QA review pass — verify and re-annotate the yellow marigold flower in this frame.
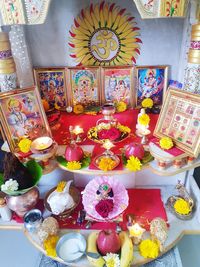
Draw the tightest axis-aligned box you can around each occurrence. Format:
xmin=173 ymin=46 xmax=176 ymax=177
xmin=18 ymin=138 xmax=32 ymax=153
xmin=103 ymin=253 xmax=120 ymax=267
xmin=117 ymin=124 xmax=131 ymax=133
xmin=73 ymin=104 xmax=84 ymax=114
xmin=139 ymin=239 xmax=159 ymax=259
xmin=85 ymin=111 xmax=97 ymax=115
xmin=116 ymin=101 xmax=127 ymax=112
xmin=56 ymin=181 xmax=66 ymax=192
xmin=138 ymin=114 xmax=150 ymax=126
xmin=43 ymin=235 xmax=59 ymax=257
xmin=142 ymin=98 xmax=153 ymax=108
xmin=126 ymin=156 xmax=142 ymax=172
xmin=174 ymin=198 xmax=191 ymax=215
xmin=159 ymin=137 xmax=173 ymax=150
xmin=54 ymin=103 xmax=61 ymax=110
xmin=98 ymin=157 xmax=116 ymax=171
xmin=66 ymin=161 xmax=82 ymax=170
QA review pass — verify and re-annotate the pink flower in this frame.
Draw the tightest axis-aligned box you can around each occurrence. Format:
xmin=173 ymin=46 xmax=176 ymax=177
xmin=95 ymin=199 xmax=114 ymax=218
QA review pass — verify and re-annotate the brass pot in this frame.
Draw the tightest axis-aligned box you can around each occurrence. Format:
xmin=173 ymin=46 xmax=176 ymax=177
xmin=6 ymin=187 xmax=40 ymax=217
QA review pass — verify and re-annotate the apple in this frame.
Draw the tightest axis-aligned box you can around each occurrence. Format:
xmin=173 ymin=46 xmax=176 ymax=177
xmin=65 ymin=143 xmax=84 ymax=161
xmin=125 ymin=142 xmax=145 ymax=160
xmin=97 ymin=230 xmax=121 ymax=255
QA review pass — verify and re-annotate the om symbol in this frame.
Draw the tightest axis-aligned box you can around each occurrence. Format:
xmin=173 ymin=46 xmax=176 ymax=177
xmin=90 ymin=29 xmax=119 ymax=62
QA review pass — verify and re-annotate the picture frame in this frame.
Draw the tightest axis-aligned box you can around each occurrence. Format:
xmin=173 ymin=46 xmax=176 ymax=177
xmin=67 ymin=67 xmax=101 ymax=108
xmin=0 ymin=86 xmax=52 ymax=152
xmin=34 ymin=68 xmax=68 ymax=110
xmin=154 ymin=88 xmax=200 ymax=157
xmin=135 ymin=65 xmax=168 ymax=107
xmin=101 ymin=66 xmax=135 ymax=107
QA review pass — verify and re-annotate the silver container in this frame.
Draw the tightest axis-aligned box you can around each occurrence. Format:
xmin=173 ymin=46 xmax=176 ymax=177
xmin=23 ymin=209 xmax=43 ymax=233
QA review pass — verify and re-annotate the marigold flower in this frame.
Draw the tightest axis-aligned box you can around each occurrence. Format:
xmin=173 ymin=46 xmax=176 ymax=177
xmin=73 ymin=104 xmax=84 ymax=114
xmin=98 ymin=157 xmax=116 ymax=171
xmin=56 ymin=181 xmax=66 ymax=192
xmin=126 ymin=156 xmax=142 ymax=172
xmin=116 ymin=101 xmax=127 ymax=112
xmin=117 ymin=124 xmax=131 ymax=133
xmin=139 ymin=239 xmax=159 ymax=259
xmin=159 ymin=137 xmax=173 ymax=150
xmin=126 ymin=156 xmax=142 ymax=171
xmin=43 ymin=235 xmax=59 ymax=257
xmin=18 ymin=138 xmax=32 ymax=153
xmin=103 ymin=253 xmax=120 ymax=267
xmin=138 ymin=114 xmax=150 ymax=126
xmin=66 ymin=161 xmax=82 ymax=170
xmin=174 ymin=198 xmax=191 ymax=215
xmin=142 ymin=98 xmax=154 ymax=108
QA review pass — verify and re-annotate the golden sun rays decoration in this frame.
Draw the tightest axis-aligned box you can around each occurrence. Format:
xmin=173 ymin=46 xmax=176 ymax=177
xmin=69 ymin=1 xmax=142 ymax=66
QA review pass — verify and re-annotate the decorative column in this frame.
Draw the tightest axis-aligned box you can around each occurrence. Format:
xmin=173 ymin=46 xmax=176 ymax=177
xmin=0 ymin=31 xmax=17 ymax=92
xmin=183 ymin=23 xmax=200 ymax=94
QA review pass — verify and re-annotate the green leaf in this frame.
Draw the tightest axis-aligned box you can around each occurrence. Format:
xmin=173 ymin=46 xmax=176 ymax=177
xmin=122 ymin=154 xmax=127 ymax=165
xmin=81 ymin=156 xmax=91 ymax=168
xmin=141 ymin=151 xmax=154 ymax=165
xmin=56 ymin=156 xmax=68 ymax=167
xmin=0 ymin=173 xmax=3 ymax=187
xmin=26 ymin=160 xmax=43 ymax=185
xmin=56 ymin=155 xmax=91 ymax=169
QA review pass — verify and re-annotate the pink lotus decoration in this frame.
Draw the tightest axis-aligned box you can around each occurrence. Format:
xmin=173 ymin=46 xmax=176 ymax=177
xmin=125 ymin=142 xmax=145 ymax=160
xmin=82 ymin=176 xmax=129 ymax=221
xmin=65 ymin=143 xmax=84 ymax=162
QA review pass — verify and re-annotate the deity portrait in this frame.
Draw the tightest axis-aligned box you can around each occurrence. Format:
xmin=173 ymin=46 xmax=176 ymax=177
xmin=136 ymin=66 xmax=168 ymax=106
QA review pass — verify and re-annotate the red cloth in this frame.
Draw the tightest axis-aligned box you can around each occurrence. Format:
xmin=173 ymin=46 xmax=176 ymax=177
xmin=58 ymin=188 xmax=168 ymax=231
xmin=150 ymin=137 xmax=184 ymax=157
xmin=50 ymin=110 xmax=159 ymax=145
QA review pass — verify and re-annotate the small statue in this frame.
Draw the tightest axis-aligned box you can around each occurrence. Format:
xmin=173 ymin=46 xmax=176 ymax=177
xmin=136 ymin=108 xmax=149 ymax=137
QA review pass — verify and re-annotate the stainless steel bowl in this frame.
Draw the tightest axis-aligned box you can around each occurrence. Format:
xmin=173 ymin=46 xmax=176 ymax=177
xmin=56 ymin=232 xmax=86 ymax=263
xmin=23 ymin=209 xmax=43 ymax=233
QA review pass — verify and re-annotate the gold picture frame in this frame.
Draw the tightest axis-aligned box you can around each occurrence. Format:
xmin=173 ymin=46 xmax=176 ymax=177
xmin=135 ymin=65 xmax=168 ymax=107
xmin=34 ymin=67 xmax=68 ymax=110
xmin=101 ymin=66 xmax=135 ymax=107
xmin=154 ymin=88 xmax=200 ymax=157
xmin=0 ymin=86 xmax=52 ymax=153
xmin=67 ymin=67 xmax=101 ymax=108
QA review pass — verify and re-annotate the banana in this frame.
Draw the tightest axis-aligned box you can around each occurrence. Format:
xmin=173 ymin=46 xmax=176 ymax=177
xmin=119 ymin=231 xmax=134 ymax=267
xmin=87 ymin=232 xmax=106 ymax=267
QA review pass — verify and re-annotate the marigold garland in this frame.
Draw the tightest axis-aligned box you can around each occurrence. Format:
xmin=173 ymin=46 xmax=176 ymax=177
xmin=43 ymin=235 xmax=59 ymax=257
xmin=174 ymin=198 xmax=191 ymax=215
xmin=159 ymin=137 xmax=173 ymax=150
xmin=98 ymin=157 xmax=116 ymax=171
xmin=126 ymin=156 xmax=142 ymax=171
xmin=139 ymin=239 xmax=159 ymax=259
xmin=66 ymin=161 xmax=82 ymax=170
xmin=116 ymin=101 xmax=127 ymax=112
xmin=117 ymin=125 xmax=131 ymax=133
xmin=18 ymin=138 xmax=32 ymax=153
xmin=142 ymin=98 xmax=154 ymax=108
xmin=73 ymin=104 xmax=84 ymax=114
xmin=56 ymin=181 xmax=66 ymax=192
xmin=138 ymin=114 xmax=150 ymax=126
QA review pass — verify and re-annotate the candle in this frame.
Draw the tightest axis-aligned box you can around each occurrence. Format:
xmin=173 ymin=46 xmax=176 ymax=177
xmin=73 ymin=126 xmax=84 ymax=135
xmin=128 ymin=222 xmax=146 ymax=238
xmin=103 ymin=139 xmax=115 ymax=150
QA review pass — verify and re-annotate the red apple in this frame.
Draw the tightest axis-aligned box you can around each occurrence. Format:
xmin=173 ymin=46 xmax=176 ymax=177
xmin=125 ymin=142 xmax=145 ymax=160
xmin=65 ymin=143 xmax=84 ymax=161
xmin=97 ymin=230 xmax=121 ymax=255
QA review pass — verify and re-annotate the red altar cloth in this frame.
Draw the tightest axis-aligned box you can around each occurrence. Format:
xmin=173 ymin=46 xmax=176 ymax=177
xmin=50 ymin=110 xmax=159 ymax=145
xmin=58 ymin=188 xmax=168 ymax=231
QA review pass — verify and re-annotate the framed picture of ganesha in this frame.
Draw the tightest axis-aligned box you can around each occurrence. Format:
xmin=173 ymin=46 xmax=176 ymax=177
xmin=0 ymin=86 xmax=52 ymax=152
xmin=67 ymin=67 xmax=101 ymax=108
xmin=34 ymin=68 xmax=67 ymax=110
xmin=101 ymin=66 xmax=135 ymax=107
xmin=154 ymin=88 xmax=200 ymax=157
xmin=136 ymin=65 xmax=168 ymax=107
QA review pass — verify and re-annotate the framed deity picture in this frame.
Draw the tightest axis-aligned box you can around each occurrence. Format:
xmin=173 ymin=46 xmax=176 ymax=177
xmin=67 ymin=67 xmax=101 ymax=108
xmin=136 ymin=65 xmax=168 ymax=107
xmin=154 ymin=88 xmax=200 ymax=157
xmin=0 ymin=86 xmax=52 ymax=152
xmin=101 ymin=66 xmax=135 ymax=107
xmin=34 ymin=68 xmax=67 ymax=110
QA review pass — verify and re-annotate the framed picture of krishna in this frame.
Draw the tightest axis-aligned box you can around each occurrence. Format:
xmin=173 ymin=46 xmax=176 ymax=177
xmin=136 ymin=65 xmax=168 ymax=107
xmin=67 ymin=67 xmax=101 ymax=108
xmin=154 ymin=88 xmax=200 ymax=157
xmin=34 ymin=68 xmax=68 ymax=110
xmin=101 ymin=66 xmax=135 ymax=107
xmin=0 ymin=87 xmax=52 ymax=152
